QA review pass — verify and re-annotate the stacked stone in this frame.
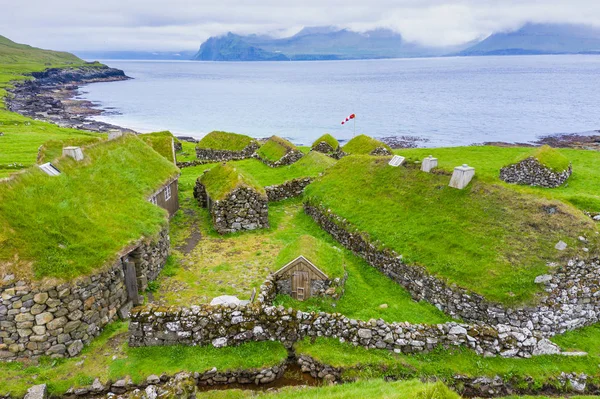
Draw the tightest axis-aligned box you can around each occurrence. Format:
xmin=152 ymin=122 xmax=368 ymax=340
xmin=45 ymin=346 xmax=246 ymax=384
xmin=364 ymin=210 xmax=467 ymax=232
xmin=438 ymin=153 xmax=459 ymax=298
xmin=298 ymin=355 xmax=341 ymax=382
xmin=265 ymin=177 xmax=313 ymax=202
xmin=255 ymin=149 xmax=304 ymax=168
xmin=0 ymin=228 xmax=170 ymax=361
xmin=312 ymin=142 xmax=336 ymax=154
xmin=500 ymin=157 xmax=572 ymax=188
xmin=195 ymin=142 xmax=260 ymax=162
xmin=211 ymin=187 xmax=269 ymax=234
xmin=303 ymin=202 xmax=600 ymax=337
xmin=193 ymin=178 xmax=209 ymax=208
xmin=129 ymin=302 xmax=557 ymax=358
xmin=370 ymin=147 xmax=393 ymax=156
xmin=256 ymin=275 xmax=278 ymax=305
xmin=176 ymin=160 xmax=213 ymax=168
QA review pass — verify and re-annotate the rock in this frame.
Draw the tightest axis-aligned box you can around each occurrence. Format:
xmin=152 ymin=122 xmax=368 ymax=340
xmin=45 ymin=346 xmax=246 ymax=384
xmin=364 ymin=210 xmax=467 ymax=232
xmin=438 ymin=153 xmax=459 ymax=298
xmin=533 ymin=339 xmax=561 ymax=356
xmin=555 ymin=241 xmax=568 ymax=251
xmin=379 ymin=304 xmax=388 ymax=309
xmin=147 ymin=374 xmax=161 ymax=384
xmin=67 ymin=340 xmax=83 ymax=357
xmin=24 ymin=384 xmax=47 ymax=399
xmin=33 ymin=292 xmax=49 ymax=304
xmin=212 ymin=337 xmax=228 ymax=348
xmin=449 ymin=326 xmax=468 ymax=335
xmin=145 ymin=385 xmax=158 ymax=399
xmin=91 ymin=378 xmax=105 ymax=392
xmin=357 ymin=329 xmax=372 ymax=339
xmin=534 ymin=274 xmax=553 ymax=284
xmin=35 ymin=312 xmax=54 ymax=325
xmin=210 ymin=295 xmax=241 ymax=306
xmin=593 ymin=215 xmax=600 ymax=221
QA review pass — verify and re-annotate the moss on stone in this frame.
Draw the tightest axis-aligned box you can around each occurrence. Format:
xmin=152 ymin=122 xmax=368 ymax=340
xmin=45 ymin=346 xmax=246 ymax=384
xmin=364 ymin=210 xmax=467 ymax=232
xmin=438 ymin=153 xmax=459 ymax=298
xmin=516 ymin=145 xmax=571 ymax=172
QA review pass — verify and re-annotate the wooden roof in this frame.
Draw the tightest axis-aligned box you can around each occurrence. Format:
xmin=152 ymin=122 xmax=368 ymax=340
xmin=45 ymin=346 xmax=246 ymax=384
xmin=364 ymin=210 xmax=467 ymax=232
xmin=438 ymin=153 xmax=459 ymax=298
xmin=273 ymin=255 xmax=329 ymax=280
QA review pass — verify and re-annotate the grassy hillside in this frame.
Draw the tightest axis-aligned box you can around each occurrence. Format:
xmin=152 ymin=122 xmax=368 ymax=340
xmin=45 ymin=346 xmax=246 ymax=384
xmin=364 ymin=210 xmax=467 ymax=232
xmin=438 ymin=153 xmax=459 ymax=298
xmin=0 ymin=135 xmax=179 ymax=280
xmin=399 ymin=146 xmax=600 ymax=212
xmin=342 ymin=134 xmax=391 ymax=155
xmin=305 ymin=155 xmax=599 ymax=305
xmin=275 ymin=234 xmax=345 ymax=279
xmin=0 ymin=35 xmax=101 ymax=177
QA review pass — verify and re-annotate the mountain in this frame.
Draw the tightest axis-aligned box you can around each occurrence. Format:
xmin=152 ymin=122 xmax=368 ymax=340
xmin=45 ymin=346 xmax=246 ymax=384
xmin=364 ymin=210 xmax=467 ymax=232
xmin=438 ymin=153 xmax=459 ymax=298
xmin=73 ymin=50 xmax=197 ymax=61
xmin=193 ymin=27 xmax=468 ymax=61
xmin=458 ymin=23 xmax=600 ymax=56
xmin=0 ymin=35 xmax=83 ymax=65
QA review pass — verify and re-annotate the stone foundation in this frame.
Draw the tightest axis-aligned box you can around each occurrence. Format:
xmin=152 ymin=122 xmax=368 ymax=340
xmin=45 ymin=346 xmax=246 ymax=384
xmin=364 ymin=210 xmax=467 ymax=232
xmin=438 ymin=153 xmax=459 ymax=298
xmin=0 ymin=228 xmax=170 ymax=361
xmin=255 ymin=149 xmax=304 ymax=167
xmin=370 ymin=147 xmax=393 ymax=156
xmin=303 ymin=201 xmax=600 ymax=336
xmin=195 ymin=142 xmax=260 ymax=162
xmin=265 ymin=177 xmax=313 ymax=202
xmin=500 ymin=157 xmax=572 ymax=188
xmin=312 ymin=142 xmax=336 ymax=154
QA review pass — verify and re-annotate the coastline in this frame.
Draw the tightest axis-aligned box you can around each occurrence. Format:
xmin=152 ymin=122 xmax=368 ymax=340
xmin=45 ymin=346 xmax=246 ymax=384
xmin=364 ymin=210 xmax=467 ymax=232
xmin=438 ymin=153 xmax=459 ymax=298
xmin=6 ymin=64 xmax=137 ymax=134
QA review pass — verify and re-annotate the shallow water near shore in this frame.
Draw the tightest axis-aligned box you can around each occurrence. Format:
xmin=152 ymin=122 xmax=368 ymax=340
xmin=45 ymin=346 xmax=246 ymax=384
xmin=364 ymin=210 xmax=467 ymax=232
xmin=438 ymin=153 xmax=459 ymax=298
xmin=78 ymin=55 xmax=600 ymax=147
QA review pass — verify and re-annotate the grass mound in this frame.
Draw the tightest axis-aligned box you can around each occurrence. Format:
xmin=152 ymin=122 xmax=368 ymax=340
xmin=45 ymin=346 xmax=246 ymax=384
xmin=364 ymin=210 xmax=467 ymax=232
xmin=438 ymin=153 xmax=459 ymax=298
xmin=256 ymin=136 xmax=297 ymax=162
xmin=200 ymin=162 xmax=265 ymax=201
xmin=0 ymin=35 xmax=83 ymax=66
xmin=36 ymin=136 xmax=103 ymax=164
xmin=140 ymin=131 xmax=176 ymax=162
xmin=197 ymin=131 xmax=255 ymax=151
xmin=305 ymin=155 xmax=599 ymax=305
xmin=275 ymin=234 xmax=345 ymax=279
xmin=515 ymin=145 xmax=571 ymax=172
xmin=0 ymin=135 xmax=179 ymax=280
xmin=312 ymin=133 xmax=339 ymax=150
xmin=342 ymin=134 xmax=392 ymax=155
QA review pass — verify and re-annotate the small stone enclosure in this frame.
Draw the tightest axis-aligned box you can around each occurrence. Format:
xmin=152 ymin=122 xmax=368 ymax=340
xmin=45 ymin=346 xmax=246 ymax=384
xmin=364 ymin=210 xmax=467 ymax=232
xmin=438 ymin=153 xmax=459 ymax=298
xmin=193 ymin=164 xmax=269 ymax=234
xmin=273 ymin=256 xmax=331 ymax=301
xmin=500 ymin=146 xmax=572 ymax=188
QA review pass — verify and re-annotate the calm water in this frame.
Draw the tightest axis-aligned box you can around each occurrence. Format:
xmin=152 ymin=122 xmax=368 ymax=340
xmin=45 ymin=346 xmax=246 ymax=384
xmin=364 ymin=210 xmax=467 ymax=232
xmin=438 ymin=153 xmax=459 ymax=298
xmin=79 ymin=56 xmax=600 ymax=146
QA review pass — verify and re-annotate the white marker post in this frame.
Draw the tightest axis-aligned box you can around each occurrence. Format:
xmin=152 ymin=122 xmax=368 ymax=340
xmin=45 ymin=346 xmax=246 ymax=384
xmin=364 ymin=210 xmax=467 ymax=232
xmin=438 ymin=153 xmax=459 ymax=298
xmin=449 ymin=164 xmax=475 ymax=189
xmin=421 ymin=155 xmax=438 ymax=173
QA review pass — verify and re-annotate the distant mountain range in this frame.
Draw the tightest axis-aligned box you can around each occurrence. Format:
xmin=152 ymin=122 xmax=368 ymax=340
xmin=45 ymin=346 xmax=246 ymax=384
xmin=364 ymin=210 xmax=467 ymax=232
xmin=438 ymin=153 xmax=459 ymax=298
xmin=73 ymin=23 xmax=600 ymax=62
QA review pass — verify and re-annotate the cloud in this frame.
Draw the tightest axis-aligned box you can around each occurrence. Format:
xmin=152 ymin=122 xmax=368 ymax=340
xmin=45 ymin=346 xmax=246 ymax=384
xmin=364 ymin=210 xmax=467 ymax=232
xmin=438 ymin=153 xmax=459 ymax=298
xmin=2 ymin=0 xmax=600 ymax=51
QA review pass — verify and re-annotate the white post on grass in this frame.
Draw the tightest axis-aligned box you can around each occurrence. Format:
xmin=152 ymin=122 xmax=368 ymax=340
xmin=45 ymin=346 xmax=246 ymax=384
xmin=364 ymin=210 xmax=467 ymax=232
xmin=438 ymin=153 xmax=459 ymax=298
xmin=449 ymin=164 xmax=475 ymax=189
xmin=421 ymin=155 xmax=438 ymax=173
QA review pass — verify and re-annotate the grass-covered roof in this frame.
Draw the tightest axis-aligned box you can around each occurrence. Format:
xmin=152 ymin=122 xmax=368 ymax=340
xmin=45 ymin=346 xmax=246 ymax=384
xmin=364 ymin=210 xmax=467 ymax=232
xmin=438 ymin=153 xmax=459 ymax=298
xmin=312 ymin=133 xmax=339 ymax=150
xmin=342 ymin=134 xmax=392 ymax=155
xmin=514 ymin=145 xmax=571 ymax=172
xmin=305 ymin=155 xmax=599 ymax=305
xmin=196 ymin=131 xmax=255 ymax=151
xmin=0 ymin=135 xmax=179 ymax=281
xmin=256 ymin=136 xmax=297 ymax=162
xmin=200 ymin=162 xmax=266 ymax=201
xmin=275 ymin=235 xmax=345 ymax=279
xmin=140 ymin=131 xmax=176 ymax=163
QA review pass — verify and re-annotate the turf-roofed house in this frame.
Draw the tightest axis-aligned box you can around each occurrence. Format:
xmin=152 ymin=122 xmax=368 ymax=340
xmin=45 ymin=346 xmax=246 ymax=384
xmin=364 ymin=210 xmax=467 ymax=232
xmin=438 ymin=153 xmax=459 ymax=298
xmin=193 ymin=163 xmax=269 ymax=234
xmin=0 ymin=135 xmax=180 ymax=360
xmin=500 ymin=145 xmax=573 ymax=188
xmin=311 ymin=133 xmax=340 ymax=156
xmin=195 ymin=131 xmax=260 ymax=162
xmin=255 ymin=136 xmax=304 ymax=167
xmin=341 ymin=134 xmax=392 ymax=157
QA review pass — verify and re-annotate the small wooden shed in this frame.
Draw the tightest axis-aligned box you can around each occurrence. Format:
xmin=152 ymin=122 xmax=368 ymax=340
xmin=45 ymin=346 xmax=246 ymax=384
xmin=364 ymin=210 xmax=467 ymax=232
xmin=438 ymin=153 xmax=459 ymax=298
xmin=273 ymin=255 xmax=329 ymax=301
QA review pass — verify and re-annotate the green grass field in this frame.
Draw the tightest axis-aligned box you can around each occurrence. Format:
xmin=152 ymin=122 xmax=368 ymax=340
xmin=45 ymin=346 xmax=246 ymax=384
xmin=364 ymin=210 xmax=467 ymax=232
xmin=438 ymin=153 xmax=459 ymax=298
xmin=0 ymin=135 xmax=178 ymax=280
xmin=305 ymin=155 xmax=599 ymax=305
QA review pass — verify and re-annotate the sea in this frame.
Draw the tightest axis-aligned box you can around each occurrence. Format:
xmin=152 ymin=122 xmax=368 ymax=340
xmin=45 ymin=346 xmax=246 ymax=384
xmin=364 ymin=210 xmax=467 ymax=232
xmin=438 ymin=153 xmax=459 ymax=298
xmin=78 ymin=55 xmax=600 ymax=147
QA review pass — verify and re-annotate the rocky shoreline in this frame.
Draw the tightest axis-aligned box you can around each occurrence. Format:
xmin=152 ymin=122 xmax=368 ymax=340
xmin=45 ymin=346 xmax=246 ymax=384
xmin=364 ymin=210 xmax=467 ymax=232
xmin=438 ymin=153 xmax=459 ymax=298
xmin=6 ymin=64 xmax=136 ymax=134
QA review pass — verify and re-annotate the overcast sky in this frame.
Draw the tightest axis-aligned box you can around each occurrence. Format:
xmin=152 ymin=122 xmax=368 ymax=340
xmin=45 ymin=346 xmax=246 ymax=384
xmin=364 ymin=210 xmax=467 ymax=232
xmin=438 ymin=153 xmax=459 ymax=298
xmin=3 ymin=0 xmax=600 ymax=51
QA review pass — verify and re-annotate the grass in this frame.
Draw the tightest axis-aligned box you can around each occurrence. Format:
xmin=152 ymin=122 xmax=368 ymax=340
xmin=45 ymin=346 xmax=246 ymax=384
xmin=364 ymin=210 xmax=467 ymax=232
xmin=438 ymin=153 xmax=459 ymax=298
xmin=275 ymin=234 xmax=345 ymax=279
xmin=197 ymin=131 xmax=256 ymax=151
xmin=139 ymin=131 xmax=176 ymax=163
xmin=201 ymin=162 xmax=266 ymax=201
xmin=305 ymin=155 xmax=599 ymax=305
xmin=0 ymin=135 xmax=179 ymax=280
xmin=257 ymin=136 xmax=297 ymax=162
xmin=0 ymin=321 xmax=287 ymax=397
xmin=513 ymin=145 xmax=571 ymax=172
xmin=176 ymin=141 xmax=199 ymax=162
xmin=342 ymin=134 xmax=392 ymax=155
xmin=36 ymin=136 xmax=103 ymax=163
xmin=294 ymin=323 xmax=600 ymax=384
xmin=398 ymin=146 xmax=600 ymax=213
xmin=312 ymin=133 xmax=339 ymax=150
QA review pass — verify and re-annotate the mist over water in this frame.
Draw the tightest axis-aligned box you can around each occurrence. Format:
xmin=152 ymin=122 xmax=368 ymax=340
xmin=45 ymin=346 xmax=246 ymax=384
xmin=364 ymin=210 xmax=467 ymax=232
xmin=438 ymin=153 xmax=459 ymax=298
xmin=79 ymin=56 xmax=600 ymax=147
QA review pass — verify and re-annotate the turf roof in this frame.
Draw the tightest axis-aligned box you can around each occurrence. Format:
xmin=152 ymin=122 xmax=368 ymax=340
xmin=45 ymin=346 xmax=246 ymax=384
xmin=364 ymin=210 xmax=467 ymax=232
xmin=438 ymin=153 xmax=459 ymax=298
xmin=256 ymin=136 xmax=297 ymax=162
xmin=312 ymin=133 xmax=339 ymax=150
xmin=139 ymin=131 xmax=176 ymax=163
xmin=514 ymin=145 xmax=571 ymax=172
xmin=342 ymin=134 xmax=392 ymax=155
xmin=200 ymin=162 xmax=266 ymax=201
xmin=196 ymin=131 xmax=255 ymax=151
xmin=275 ymin=235 xmax=345 ymax=279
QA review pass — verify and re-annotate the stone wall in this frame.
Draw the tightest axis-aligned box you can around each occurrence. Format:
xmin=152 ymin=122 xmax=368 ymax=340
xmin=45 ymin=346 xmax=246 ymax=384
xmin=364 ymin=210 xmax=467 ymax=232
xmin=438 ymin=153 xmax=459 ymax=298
xmin=195 ymin=142 xmax=260 ymax=162
xmin=210 ymin=187 xmax=269 ymax=234
xmin=265 ymin=177 xmax=313 ymax=202
xmin=312 ymin=142 xmax=336 ymax=154
xmin=304 ymin=202 xmax=600 ymax=337
xmin=255 ymin=149 xmax=304 ymax=168
xmin=176 ymin=159 xmax=213 ymax=168
xmin=500 ymin=157 xmax=572 ymax=188
xmin=370 ymin=147 xmax=393 ymax=156
xmin=0 ymin=228 xmax=169 ymax=361
xmin=193 ymin=177 xmax=209 ymax=208
xmin=129 ymin=302 xmax=558 ymax=358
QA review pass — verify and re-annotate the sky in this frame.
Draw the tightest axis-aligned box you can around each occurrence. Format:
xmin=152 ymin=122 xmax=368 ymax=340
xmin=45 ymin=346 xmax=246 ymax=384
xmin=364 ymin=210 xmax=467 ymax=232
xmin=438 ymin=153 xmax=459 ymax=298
xmin=2 ymin=0 xmax=600 ymax=51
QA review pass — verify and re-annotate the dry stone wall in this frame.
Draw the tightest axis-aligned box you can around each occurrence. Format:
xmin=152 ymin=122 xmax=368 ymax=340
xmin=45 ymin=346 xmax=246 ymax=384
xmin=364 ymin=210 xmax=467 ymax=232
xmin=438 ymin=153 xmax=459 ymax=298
xmin=312 ymin=142 xmax=336 ymax=154
xmin=500 ymin=157 xmax=572 ymax=188
xmin=265 ymin=177 xmax=313 ymax=202
xmin=195 ymin=142 xmax=260 ymax=162
xmin=255 ymin=149 xmax=304 ymax=167
xmin=370 ymin=147 xmax=393 ymax=156
xmin=304 ymin=202 xmax=600 ymax=337
xmin=129 ymin=302 xmax=559 ymax=358
xmin=0 ymin=228 xmax=169 ymax=361
xmin=210 ymin=187 xmax=269 ymax=234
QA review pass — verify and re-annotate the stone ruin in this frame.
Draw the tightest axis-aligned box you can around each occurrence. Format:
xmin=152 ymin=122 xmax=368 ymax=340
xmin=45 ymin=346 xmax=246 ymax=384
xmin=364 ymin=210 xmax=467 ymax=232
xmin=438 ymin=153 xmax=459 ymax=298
xmin=500 ymin=157 xmax=572 ymax=188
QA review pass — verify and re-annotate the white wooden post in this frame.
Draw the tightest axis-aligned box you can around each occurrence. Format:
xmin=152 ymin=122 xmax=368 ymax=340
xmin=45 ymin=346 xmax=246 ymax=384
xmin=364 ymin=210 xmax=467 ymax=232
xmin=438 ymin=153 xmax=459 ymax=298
xmin=421 ymin=155 xmax=438 ymax=173
xmin=449 ymin=164 xmax=475 ymax=189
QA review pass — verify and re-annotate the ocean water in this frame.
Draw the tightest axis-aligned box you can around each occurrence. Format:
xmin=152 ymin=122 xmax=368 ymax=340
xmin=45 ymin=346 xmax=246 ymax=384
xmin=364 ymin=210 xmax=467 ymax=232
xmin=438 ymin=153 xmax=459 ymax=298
xmin=79 ymin=56 xmax=600 ymax=147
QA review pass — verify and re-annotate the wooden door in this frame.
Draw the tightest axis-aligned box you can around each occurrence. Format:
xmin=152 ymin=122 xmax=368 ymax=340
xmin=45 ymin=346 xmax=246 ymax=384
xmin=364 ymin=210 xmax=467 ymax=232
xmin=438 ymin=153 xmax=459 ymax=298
xmin=292 ymin=271 xmax=309 ymax=301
